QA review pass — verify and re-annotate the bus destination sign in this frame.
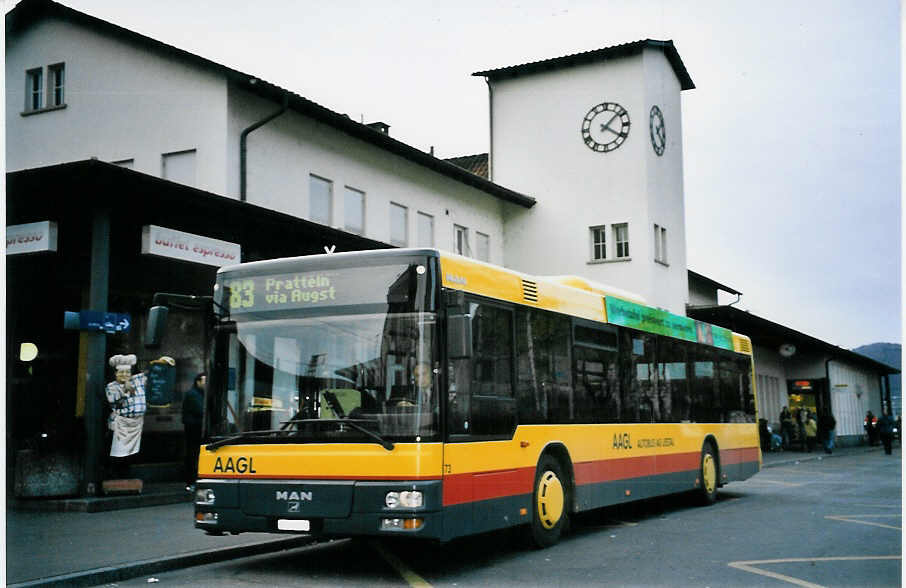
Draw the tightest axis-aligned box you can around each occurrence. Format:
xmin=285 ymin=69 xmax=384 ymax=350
xmin=604 ymin=297 xmax=734 ymax=350
xmin=222 ymin=264 xmax=409 ymax=315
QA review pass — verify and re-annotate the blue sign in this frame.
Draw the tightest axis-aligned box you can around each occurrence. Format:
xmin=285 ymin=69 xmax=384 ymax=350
xmin=63 ymin=311 xmax=131 ymax=333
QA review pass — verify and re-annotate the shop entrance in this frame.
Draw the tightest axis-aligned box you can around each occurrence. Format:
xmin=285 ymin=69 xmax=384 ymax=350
xmin=786 ymin=378 xmax=829 ymax=450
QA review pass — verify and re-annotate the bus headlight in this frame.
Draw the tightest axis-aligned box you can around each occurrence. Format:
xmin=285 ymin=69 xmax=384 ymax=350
xmin=196 ymin=488 xmax=216 ymax=505
xmin=385 ymin=490 xmax=423 ymax=509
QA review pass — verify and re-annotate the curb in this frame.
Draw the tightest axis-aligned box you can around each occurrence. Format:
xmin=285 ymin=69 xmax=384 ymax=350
xmin=8 ymin=535 xmax=316 ymax=588
xmin=761 ymin=446 xmax=885 ymax=469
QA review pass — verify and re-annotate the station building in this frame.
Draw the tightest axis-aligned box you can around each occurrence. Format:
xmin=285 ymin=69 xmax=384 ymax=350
xmin=5 ymin=0 xmax=896 ymax=496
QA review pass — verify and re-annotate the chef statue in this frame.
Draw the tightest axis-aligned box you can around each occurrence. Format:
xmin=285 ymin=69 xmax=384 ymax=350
xmin=106 ymin=354 xmax=174 ymax=478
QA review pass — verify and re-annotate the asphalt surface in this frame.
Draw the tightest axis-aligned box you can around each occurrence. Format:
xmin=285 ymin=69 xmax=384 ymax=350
xmin=4 ymin=445 xmax=886 ymax=587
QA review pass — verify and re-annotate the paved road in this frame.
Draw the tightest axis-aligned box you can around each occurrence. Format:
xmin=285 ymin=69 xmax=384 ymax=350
xmin=103 ymin=450 xmax=901 ymax=587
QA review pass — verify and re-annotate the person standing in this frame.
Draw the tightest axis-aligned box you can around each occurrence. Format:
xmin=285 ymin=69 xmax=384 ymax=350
xmin=779 ymin=407 xmax=793 ymax=450
xmin=804 ymin=411 xmax=818 ymax=453
xmin=865 ymin=411 xmax=877 ymax=445
xmin=878 ymin=409 xmax=895 ymax=455
xmin=182 ymin=373 xmax=206 ymax=492
xmin=796 ymin=408 xmax=807 ymax=451
xmin=821 ymin=412 xmax=837 ymax=454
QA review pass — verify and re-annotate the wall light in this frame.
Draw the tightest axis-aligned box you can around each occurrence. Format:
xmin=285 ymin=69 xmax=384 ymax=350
xmin=19 ymin=342 xmax=38 ymax=362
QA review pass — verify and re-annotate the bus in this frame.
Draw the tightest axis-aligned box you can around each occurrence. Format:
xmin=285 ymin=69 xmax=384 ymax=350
xmin=169 ymin=248 xmax=759 ymax=547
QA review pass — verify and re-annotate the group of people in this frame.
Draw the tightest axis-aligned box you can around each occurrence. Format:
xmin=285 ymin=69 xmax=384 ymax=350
xmin=864 ymin=409 xmax=899 ymax=455
xmin=778 ymin=406 xmax=835 ymax=454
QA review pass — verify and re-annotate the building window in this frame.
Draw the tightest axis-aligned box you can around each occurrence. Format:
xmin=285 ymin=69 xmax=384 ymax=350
xmin=614 ymin=223 xmax=630 ymax=258
xmin=390 ymin=202 xmax=408 ymax=246
xmin=591 ymin=226 xmax=606 ymax=260
xmin=161 ymin=149 xmax=197 ymax=187
xmin=476 ymin=232 xmax=490 ymax=262
xmin=344 ymin=186 xmax=365 ymax=234
xmin=417 ymin=211 xmax=434 ymax=247
xmin=26 ymin=68 xmax=42 ymax=111
xmin=454 ymin=224 xmax=469 ymax=256
xmin=310 ymin=175 xmax=332 ymax=225
xmin=48 ymin=63 xmax=65 ymax=107
xmin=654 ymin=224 xmax=667 ymax=264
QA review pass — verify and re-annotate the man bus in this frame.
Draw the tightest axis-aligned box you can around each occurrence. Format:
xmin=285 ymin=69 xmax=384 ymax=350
xmin=150 ymin=248 xmax=759 ymax=547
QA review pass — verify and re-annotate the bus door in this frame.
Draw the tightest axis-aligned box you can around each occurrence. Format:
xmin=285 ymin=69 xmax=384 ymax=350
xmin=445 ymin=297 xmax=518 ymax=537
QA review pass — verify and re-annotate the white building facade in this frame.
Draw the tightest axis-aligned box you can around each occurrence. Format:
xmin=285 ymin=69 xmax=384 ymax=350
xmin=480 ymin=42 xmax=693 ymax=314
xmin=6 ymin=1 xmax=533 ymax=268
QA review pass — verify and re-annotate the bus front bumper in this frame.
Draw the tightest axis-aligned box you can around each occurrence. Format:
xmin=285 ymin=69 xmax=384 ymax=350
xmin=193 ymin=478 xmax=444 ymax=540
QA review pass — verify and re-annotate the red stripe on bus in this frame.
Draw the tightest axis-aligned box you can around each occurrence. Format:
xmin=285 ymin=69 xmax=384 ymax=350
xmin=719 ymin=447 xmax=760 ymax=465
xmin=442 ymin=467 xmax=535 ymax=506
xmin=573 ymin=451 xmax=702 ymax=485
xmin=443 ymin=450 xmax=759 ymax=506
xmin=202 ymin=474 xmax=443 ymax=481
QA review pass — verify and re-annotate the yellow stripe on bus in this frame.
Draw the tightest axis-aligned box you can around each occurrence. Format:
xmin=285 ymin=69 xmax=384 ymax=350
xmin=445 ymin=423 xmax=759 ymax=475
xmin=198 ymin=442 xmax=444 ymax=478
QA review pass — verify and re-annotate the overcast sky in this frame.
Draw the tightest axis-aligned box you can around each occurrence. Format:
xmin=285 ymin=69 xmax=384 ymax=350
xmin=18 ymin=0 xmax=902 ymax=350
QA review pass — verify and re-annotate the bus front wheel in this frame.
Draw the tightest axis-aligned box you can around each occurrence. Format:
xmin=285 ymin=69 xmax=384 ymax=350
xmin=698 ymin=444 xmax=719 ymax=505
xmin=530 ymin=455 xmax=568 ymax=548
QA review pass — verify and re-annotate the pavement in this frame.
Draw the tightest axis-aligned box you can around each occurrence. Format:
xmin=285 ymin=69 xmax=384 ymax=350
xmin=5 ymin=444 xmax=887 ymax=587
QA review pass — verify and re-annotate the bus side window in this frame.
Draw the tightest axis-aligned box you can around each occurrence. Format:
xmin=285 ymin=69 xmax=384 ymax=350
xmin=657 ymin=337 xmax=689 ymax=423
xmin=450 ymin=302 xmax=516 ymax=438
xmin=623 ymin=331 xmax=655 ymax=423
xmin=515 ymin=309 xmax=546 ymax=424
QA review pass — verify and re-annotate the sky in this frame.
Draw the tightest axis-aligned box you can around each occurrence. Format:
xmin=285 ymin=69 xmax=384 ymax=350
xmin=9 ymin=0 xmax=902 ymax=350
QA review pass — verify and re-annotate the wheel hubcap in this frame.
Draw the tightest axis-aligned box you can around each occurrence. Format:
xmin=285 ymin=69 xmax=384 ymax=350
xmin=702 ymin=453 xmax=716 ymax=494
xmin=537 ymin=470 xmax=564 ymax=529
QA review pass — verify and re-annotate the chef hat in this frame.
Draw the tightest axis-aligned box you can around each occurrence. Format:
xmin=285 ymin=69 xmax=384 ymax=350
xmin=109 ymin=354 xmax=137 ymax=369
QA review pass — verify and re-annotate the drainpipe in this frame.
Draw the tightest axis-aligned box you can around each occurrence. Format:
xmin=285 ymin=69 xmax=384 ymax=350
xmin=824 ymin=358 xmax=834 ymax=416
xmin=485 ymin=78 xmax=494 ymax=181
xmin=240 ymin=92 xmax=289 ymax=202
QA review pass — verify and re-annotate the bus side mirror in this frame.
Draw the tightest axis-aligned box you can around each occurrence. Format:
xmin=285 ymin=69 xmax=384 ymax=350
xmin=447 ymin=314 xmax=472 ymax=359
xmin=145 ymin=306 xmax=169 ymax=348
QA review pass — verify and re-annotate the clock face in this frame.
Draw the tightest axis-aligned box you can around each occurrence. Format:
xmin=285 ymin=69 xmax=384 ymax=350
xmin=649 ymin=105 xmax=666 ymax=156
xmin=581 ymin=102 xmax=630 ymax=152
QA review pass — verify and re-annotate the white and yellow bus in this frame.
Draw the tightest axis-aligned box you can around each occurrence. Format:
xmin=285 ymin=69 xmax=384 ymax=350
xmin=179 ymin=248 xmax=759 ymax=547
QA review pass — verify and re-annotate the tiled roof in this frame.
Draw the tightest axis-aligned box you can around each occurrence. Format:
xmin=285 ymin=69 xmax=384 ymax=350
xmin=445 ymin=153 xmax=489 ymax=179
xmin=473 ymin=39 xmax=695 ymax=90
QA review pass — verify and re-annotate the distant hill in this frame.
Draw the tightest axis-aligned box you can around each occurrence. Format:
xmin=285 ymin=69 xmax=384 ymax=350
xmin=853 ymin=342 xmax=901 ymax=415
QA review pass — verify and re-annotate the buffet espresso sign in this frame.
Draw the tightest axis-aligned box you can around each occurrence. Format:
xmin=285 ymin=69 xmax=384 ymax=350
xmin=141 ymin=225 xmax=241 ymax=267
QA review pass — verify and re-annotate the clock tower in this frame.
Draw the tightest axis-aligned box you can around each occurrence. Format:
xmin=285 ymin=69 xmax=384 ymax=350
xmin=475 ymin=40 xmax=694 ymax=314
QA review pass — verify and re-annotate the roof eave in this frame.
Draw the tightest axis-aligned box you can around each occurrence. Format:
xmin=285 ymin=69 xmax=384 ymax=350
xmin=473 ymin=39 xmax=695 ymax=91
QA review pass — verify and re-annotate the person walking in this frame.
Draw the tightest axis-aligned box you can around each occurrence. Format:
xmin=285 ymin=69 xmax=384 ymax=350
xmin=865 ymin=411 xmax=877 ymax=446
xmin=804 ymin=411 xmax=818 ymax=453
xmin=878 ymin=409 xmax=895 ymax=455
xmin=182 ymin=373 xmax=206 ymax=492
xmin=820 ymin=412 xmax=837 ymax=454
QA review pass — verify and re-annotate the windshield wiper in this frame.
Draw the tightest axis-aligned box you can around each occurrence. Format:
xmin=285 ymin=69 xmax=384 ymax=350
xmin=281 ymin=418 xmax=395 ymax=451
xmin=205 ymin=429 xmax=298 ymax=452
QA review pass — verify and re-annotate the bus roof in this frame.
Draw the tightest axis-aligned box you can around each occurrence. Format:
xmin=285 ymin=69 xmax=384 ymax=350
xmin=216 ymin=248 xmax=752 ymax=355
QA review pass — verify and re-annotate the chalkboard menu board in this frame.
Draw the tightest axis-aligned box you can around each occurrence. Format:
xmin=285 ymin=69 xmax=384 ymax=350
xmin=148 ymin=361 xmax=175 ymax=407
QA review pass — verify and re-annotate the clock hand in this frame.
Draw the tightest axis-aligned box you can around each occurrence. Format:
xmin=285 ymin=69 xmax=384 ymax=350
xmin=599 ymin=113 xmax=620 ymax=135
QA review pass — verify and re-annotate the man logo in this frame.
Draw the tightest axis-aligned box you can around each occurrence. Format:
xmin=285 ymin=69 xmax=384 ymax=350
xmin=275 ymin=490 xmax=313 ymax=501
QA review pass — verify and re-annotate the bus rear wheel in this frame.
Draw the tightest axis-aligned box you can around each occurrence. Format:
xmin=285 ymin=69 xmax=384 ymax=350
xmin=698 ymin=443 xmax=719 ymax=505
xmin=530 ymin=455 xmax=568 ymax=548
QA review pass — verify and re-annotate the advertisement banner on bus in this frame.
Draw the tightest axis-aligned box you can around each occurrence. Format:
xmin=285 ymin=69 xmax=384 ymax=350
xmin=604 ymin=297 xmax=734 ymax=350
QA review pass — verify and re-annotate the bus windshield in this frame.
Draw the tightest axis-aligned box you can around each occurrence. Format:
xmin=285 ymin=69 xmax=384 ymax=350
xmin=208 ymin=261 xmax=439 ymax=444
